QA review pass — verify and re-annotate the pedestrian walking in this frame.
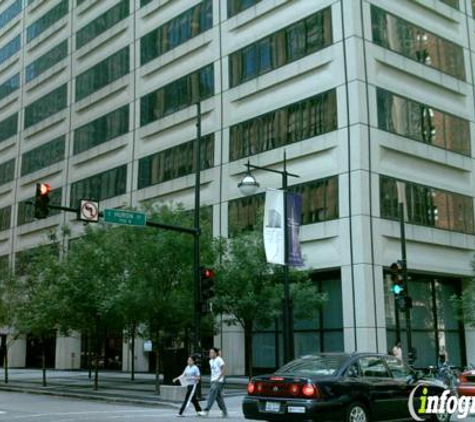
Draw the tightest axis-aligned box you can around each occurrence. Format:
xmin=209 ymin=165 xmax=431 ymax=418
xmin=198 ymin=347 xmax=228 ymax=418
xmin=173 ymin=355 xmax=202 ymax=417
xmin=392 ymin=341 xmax=403 ymax=360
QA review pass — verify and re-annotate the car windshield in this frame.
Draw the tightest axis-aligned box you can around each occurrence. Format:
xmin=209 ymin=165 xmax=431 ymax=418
xmin=276 ymin=355 xmax=347 ymax=376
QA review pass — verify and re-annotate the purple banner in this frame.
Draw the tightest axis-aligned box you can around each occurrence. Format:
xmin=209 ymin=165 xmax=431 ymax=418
xmin=286 ymin=192 xmax=304 ymax=267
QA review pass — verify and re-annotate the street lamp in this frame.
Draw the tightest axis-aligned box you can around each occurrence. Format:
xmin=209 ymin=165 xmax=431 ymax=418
xmin=237 ymin=152 xmax=299 ymax=364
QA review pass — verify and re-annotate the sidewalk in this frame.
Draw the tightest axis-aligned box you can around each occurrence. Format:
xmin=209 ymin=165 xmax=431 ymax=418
xmin=0 ymin=369 xmax=248 ymax=408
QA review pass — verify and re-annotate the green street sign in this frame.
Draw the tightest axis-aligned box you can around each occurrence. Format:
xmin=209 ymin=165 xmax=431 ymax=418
xmin=104 ymin=209 xmax=146 ymax=227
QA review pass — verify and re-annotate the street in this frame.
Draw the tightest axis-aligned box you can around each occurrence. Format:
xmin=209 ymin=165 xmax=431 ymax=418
xmin=0 ymin=391 xmax=245 ymax=421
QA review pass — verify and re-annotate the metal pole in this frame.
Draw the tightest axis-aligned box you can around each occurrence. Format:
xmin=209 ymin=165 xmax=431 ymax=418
xmin=282 ymin=152 xmax=294 ymax=363
xmin=394 ymin=297 xmax=401 ymax=343
xmin=399 ymin=202 xmax=412 ymax=363
xmin=193 ymin=103 xmax=202 ymax=358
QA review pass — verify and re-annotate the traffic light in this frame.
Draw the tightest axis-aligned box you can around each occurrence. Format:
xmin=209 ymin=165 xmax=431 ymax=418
xmin=34 ymin=183 xmax=50 ymax=219
xmin=390 ymin=261 xmax=404 ymax=296
xmin=200 ymin=267 xmax=215 ymax=301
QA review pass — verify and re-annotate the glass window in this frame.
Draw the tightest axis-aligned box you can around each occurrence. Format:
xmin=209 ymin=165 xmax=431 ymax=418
xmin=0 ymin=159 xmax=15 ymax=186
xmin=371 ymin=5 xmax=465 ymax=80
xmin=74 ymin=105 xmax=129 ymax=154
xmin=138 ymin=133 xmax=214 ymax=189
xmin=276 ymin=355 xmax=346 ymax=376
xmin=0 ymin=35 xmax=20 ymax=67
xmin=228 ymin=176 xmax=339 ymax=236
xmin=140 ymin=63 xmax=214 ymax=126
xmin=359 ymin=357 xmax=391 ymax=378
xmin=17 ymin=188 xmax=62 ymax=226
xmin=24 ymin=84 xmax=67 ymax=129
xmin=230 ymin=89 xmax=337 ymax=161
xmin=140 ymin=0 xmax=153 ymax=6
xmin=75 ymin=47 xmax=129 ymax=101
xmin=0 ymin=206 xmax=11 ymax=231
xmin=76 ymin=0 xmax=129 ymax=50
xmin=228 ymin=0 xmax=262 ymax=17
xmin=25 ymin=40 xmax=68 ymax=83
xmin=0 ymin=113 xmax=18 ymax=143
xmin=380 ymin=176 xmax=474 ymax=235
xmin=439 ymin=0 xmax=459 ymax=9
xmin=0 ymin=73 xmax=19 ymax=102
xmin=229 ymin=7 xmax=332 ymax=87
xmin=77 ymin=0 xmax=87 ymax=5
xmin=27 ymin=0 xmax=69 ymax=43
xmin=377 ymin=88 xmax=470 ymax=156
xmin=70 ymin=165 xmax=127 ymax=207
xmin=0 ymin=0 xmax=22 ymax=31
xmin=385 ymin=356 xmax=412 ymax=380
xmin=21 ymin=135 xmax=65 ymax=176
xmin=140 ymin=0 xmax=212 ymax=65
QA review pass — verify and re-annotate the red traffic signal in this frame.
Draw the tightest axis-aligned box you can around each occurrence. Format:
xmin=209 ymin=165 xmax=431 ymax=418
xmin=34 ymin=183 xmax=51 ymax=219
xmin=200 ymin=267 xmax=215 ymax=301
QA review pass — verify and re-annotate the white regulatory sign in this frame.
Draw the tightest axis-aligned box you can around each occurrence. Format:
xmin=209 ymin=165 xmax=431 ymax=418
xmin=79 ymin=200 xmax=99 ymax=222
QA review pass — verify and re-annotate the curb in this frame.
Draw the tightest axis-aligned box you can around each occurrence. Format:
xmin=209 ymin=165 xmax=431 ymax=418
xmin=0 ymin=385 xmax=181 ymax=408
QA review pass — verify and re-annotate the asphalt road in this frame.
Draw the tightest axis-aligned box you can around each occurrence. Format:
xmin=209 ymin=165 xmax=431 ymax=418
xmin=0 ymin=391 xmax=245 ymax=421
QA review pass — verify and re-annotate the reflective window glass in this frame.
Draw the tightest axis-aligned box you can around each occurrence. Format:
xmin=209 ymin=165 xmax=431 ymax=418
xmin=0 ymin=206 xmax=11 ymax=231
xmin=0 ymin=113 xmax=18 ymax=143
xmin=24 ymin=84 xmax=67 ymax=128
xmin=0 ymin=0 xmax=22 ymax=31
xmin=27 ymin=0 xmax=68 ymax=43
xmin=0 ymin=35 xmax=20 ymax=66
xmin=0 ymin=159 xmax=14 ymax=186
xmin=0 ymin=73 xmax=19 ymax=102
xmin=21 ymin=136 xmax=65 ymax=176
xmin=26 ymin=40 xmax=68 ymax=83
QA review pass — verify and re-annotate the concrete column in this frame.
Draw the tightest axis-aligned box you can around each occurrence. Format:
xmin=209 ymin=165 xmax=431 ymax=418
xmin=122 ymin=336 xmax=149 ymax=373
xmin=55 ymin=332 xmax=81 ymax=369
xmin=214 ymin=315 xmax=245 ymax=376
xmin=8 ymin=335 xmax=26 ymax=368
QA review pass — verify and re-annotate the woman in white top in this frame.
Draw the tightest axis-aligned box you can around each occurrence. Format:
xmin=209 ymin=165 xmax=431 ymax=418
xmin=173 ymin=355 xmax=202 ymax=417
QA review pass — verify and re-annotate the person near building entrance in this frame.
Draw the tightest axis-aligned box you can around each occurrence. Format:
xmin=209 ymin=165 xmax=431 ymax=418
xmin=173 ymin=355 xmax=202 ymax=417
xmin=392 ymin=341 xmax=403 ymax=360
xmin=198 ymin=347 xmax=228 ymax=418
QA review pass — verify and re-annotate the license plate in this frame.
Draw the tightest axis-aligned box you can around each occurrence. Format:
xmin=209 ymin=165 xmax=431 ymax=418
xmin=288 ymin=406 xmax=306 ymax=413
xmin=265 ymin=401 xmax=281 ymax=412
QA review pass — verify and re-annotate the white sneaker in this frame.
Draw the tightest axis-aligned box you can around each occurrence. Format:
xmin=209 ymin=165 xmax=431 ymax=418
xmin=176 ymin=414 xmax=184 ymax=417
xmin=221 ymin=412 xmax=229 ymax=418
xmin=198 ymin=410 xmax=208 ymax=417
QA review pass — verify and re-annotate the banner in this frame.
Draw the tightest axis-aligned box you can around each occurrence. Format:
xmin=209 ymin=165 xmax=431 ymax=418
xmin=263 ymin=190 xmax=285 ymax=265
xmin=263 ymin=190 xmax=303 ymax=266
xmin=287 ymin=192 xmax=304 ymax=267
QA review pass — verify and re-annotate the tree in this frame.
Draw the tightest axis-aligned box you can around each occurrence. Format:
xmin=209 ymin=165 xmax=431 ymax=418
xmin=213 ymin=229 xmax=327 ymax=377
xmin=451 ymin=259 xmax=475 ymax=328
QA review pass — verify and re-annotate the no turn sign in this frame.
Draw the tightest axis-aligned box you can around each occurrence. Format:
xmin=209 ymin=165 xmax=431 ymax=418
xmin=79 ymin=200 xmax=99 ymax=222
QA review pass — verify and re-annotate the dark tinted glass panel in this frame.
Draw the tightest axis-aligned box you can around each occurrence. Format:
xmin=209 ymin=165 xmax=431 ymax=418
xmin=24 ymin=84 xmax=67 ymax=128
xmin=0 ymin=206 xmax=11 ymax=231
xmin=230 ymin=89 xmax=337 ymax=161
xmin=141 ymin=0 xmax=153 ymax=6
xmin=138 ymin=133 xmax=214 ymax=189
xmin=140 ymin=64 xmax=214 ymax=126
xmin=77 ymin=0 xmax=87 ymax=5
xmin=371 ymin=5 xmax=465 ymax=80
xmin=377 ymin=88 xmax=470 ymax=156
xmin=228 ymin=0 xmax=262 ymax=17
xmin=0 ymin=113 xmax=18 ymax=143
xmin=440 ymin=0 xmax=458 ymax=8
xmin=74 ymin=105 xmax=129 ymax=154
xmin=0 ymin=73 xmax=19 ymax=102
xmin=26 ymin=40 xmax=68 ymax=82
xmin=0 ymin=159 xmax=14 ymax=185
xmin=229 ymin=7 xmax=332 ymax=87
xmin=76 ymin=0 xmax=129 ymax=49
xmin=0 ymin=35 xmax=20 ymax=66
xmin=75 ymin=47 xmax=129 ymax=101
xmin=228 ymin=176 xmax=339 ymax=236
xmin=21 ymin=136 xmax=65 ymax=176
xmin=17 ymin=188 xmax=62 ymax=227
xmin=70 ymin=165 xmax=127 ymax=207
xmin=380 ymin=176 xmax=474 ymax=235
xmin=140 ymin=0 xmax=212 ymax=65
xmin=0 ymin=0 xmax=22 ymax=31
xmin=27 ymin=0 xmax=69 ymax=43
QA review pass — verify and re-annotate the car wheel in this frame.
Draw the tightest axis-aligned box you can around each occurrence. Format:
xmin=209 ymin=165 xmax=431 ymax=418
xmin=346 ymin=402 xmax=370 ymax=422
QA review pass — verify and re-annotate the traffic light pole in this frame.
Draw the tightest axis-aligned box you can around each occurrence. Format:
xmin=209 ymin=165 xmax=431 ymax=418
xmin=399 ymin=202 xmax=413 ymax=364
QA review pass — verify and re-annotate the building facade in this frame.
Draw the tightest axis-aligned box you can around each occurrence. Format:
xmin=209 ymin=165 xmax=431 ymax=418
xmin=0 ymin=0 xmax=474 ymax=373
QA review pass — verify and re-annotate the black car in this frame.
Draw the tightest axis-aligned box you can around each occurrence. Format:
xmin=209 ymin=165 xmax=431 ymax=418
xmin=242 ymin=353 xmax=450 ymax=422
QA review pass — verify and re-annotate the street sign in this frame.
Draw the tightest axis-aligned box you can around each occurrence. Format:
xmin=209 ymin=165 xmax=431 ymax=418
xmin=104 ymin=209 xmax=146 ymax=227
xmin=79 ymin=200 xmax=99 ymax=222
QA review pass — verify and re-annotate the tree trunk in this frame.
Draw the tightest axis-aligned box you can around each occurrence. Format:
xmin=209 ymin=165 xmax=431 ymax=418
xmin=154 ymin=330 xmax=160 ymax=395
xmin=86 ymin=334 xmax=92 ymax=379
xmin=244 ymin=323 xmax=254 ymax=378
xmin=131 ymin=322 xmax=136 ymax=381
xmin=42 ymin=337 xmax=47 ymax=387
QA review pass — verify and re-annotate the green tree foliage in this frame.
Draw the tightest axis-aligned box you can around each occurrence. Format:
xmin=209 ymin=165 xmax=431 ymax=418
xmin=213 ymin=229 xmax=327 ymax=376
